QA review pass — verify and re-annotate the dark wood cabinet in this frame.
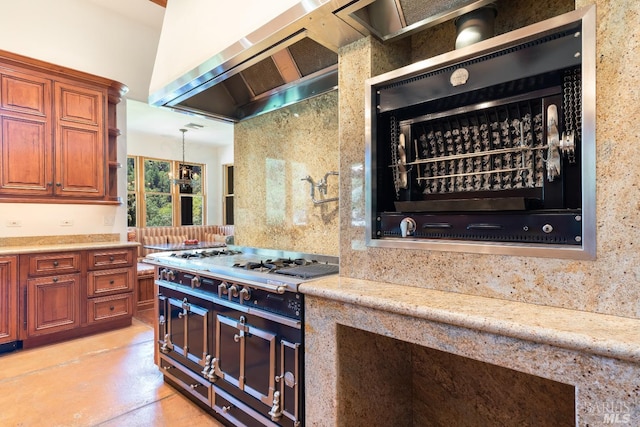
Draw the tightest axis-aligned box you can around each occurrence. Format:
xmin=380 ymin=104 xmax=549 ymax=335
xmin=26 ymin=273 xmax=80 ymax=337
xmin=18 ymin=245 xmax=135 ymax=349
xmin=54 ymin=82 xmax=105 ymax=197
xmin=86 ymin=247 xmax=135 ymax=324
xmin=0 ymin=69 xmax=53 ymax=196
xmin=0 ymin=256 xmax=18 ymax=346
xmin=23 ymin=252 xmax=81 ymax=338
xmin=0 ymin=49 xmax=126 ymax=204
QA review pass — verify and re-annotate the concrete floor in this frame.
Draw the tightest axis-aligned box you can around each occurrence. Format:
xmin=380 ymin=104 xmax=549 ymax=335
xmin=0 ymin=311 xmax=224 ymax=427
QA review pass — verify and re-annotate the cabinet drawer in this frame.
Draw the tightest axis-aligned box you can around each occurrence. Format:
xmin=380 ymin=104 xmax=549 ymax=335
xmin=87 ymin=293 xmax=132 ymax=323
xmin=87 ymin=248 xmax=134 ymax=269
xmin=87 ymin=268 xmax=134 ymax=297
xmin=28 ymin=253 xmax=80 ymax=276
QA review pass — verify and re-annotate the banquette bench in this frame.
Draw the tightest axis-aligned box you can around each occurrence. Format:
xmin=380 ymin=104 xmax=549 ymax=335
xmin=127 ymin=225 xmax=234 ymax=311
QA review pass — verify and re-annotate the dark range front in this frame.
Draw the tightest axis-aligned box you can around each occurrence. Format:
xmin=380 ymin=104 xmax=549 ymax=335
xmin=157 ymin=281 xmax=303 ymax=427
xmin=150 ymin=247 xmax=338 ymax=426
xmin=366 ymin=8 xmax=596 ymax=258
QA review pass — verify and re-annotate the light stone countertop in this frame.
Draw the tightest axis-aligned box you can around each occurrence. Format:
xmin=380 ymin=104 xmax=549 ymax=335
xmin=300 ymin=276 xmax=640 ymax=364
xmin=0 ymin=241 xmax=139 ymax=256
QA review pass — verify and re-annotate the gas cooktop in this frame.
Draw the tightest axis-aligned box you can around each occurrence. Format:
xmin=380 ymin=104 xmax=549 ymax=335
xmin=145 ymin=245 xmax=339 ymax=284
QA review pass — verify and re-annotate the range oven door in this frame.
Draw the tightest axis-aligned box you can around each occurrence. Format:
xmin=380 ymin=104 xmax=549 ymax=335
xmin=158 ymin=284 xmax=213 ymax=373
xmin=210 ymin=303 xmax=303 ymax=427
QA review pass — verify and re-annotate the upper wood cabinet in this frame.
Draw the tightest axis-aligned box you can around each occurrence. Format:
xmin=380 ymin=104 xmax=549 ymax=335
xmin=0 ymin=49 xmax=127 ymax=204
xmin=54 ymin=82 xmax=105 ymax=197
xmin=0 ymin=69 xmax=53 ymax=196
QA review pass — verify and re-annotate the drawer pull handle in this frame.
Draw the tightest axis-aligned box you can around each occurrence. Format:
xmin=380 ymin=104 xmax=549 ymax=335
xmin=109 ymin=280 xmax=115 ymax=285
xmin=109 ymin=256 xmax=115 ymax=261
xmin=109 ymin=305 xmax=115 ymax=311
xmin=53 ymin=261 xmax=59 ymax=267
xmin=53 ymin=277 xmax=59 ymax=282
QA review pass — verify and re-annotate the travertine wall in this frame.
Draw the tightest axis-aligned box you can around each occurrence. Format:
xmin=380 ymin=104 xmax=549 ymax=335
xmin=233 ymin=0 xmax=640 ymax=319
xmin=338 ymin=0 xmax=640 ymax=319
xmin=234 ymin=93 xmax=339 ymax=256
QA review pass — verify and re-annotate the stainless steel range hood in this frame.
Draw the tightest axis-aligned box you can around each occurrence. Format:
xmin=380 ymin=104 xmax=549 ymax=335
xmin=149 ymin=0 xmax=500 ymax=122
xmin=149 ymin=0 xmax=363 ymax=123
xmin=335 ymin=0 xmax=497 ymax=42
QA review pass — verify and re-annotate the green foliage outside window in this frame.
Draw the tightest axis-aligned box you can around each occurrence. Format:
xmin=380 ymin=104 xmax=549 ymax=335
xmin=127 ymin=156 xmax=205 ymax=227
xmin=146 ymin=194 xmax=173 ymax=226
xmin=144 ymin=159 xmax=171 ymax=193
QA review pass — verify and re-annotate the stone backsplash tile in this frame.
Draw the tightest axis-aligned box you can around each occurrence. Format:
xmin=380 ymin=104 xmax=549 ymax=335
xmin=0 ymin=233 xmax=119 ymax=247
xmin=234 ymin=92 xmax=340 ymax=256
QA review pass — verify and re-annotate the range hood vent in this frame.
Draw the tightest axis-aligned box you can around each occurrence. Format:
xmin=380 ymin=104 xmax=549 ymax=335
xmin=172 ymin=36 xmax=340 ymax=122
xmin=150 ymin=1 xmax=362 ymax=123
xmin=335 ymin=0 xmax=497 ymax=42
xmin=150 ymin=0 xmax=503 ymax=122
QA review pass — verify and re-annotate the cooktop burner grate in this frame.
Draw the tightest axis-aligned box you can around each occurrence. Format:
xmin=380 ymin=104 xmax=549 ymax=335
xmin=275 ymin=263 xmax=340 ymax=278
xmin=171 ymin=249 xmax=242 ymax=259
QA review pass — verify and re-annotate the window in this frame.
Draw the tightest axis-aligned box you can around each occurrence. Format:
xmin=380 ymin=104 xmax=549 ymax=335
xmin=127 ymin=157 xmax=137 ymax=227
xmin=127 ymin=155 xmax=206 ymax=227
xmin=144 ymin=158 xmax=172 ymax=226
xmin=178 ymin=163 xmax=203 ymax=225
xmin=223 ymin=164 xmax=234 ymax=225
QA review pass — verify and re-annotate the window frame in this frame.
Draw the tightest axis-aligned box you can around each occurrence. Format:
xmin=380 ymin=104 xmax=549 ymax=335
xmin=127 ymin=155 xmax=206 ymax=227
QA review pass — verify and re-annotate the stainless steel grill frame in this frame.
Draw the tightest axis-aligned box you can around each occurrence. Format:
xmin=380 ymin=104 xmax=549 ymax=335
xmin=364 ymin=6 xmax=596 ymax=259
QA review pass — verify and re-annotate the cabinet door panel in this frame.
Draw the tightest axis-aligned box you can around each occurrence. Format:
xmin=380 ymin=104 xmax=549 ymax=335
xmin=54 ymin=81 xmax=105 ymax=197
xmin=0 ymin=115 xmax=53 ymax=194
xmin=1 ymin=71 xmax=50 ymax=116
xmin=26 ymin=273 xmax=80 ymax=337
xmin=0 ymin=256 xmax=18 ymax=344
xmin=56 ymin=83 xmax=101 ymax=126
xmin=56 ymin=125 xmax=104 ymax=195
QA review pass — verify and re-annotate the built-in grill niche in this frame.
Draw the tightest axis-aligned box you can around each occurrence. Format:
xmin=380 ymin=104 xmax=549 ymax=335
xmin=365 ymin=6 xmax=596 ymax=259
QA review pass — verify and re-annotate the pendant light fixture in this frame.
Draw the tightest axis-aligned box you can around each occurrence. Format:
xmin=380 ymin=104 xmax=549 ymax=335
xmin=172 ymin=128 xmax=193 ymax=188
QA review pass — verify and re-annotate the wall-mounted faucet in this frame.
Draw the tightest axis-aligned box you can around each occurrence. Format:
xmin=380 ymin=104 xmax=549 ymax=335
xmin=302 ymin=171 xmax=339 ymax=205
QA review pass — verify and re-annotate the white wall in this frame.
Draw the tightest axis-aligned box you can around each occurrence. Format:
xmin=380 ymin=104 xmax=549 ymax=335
xmin=0 ymin=0 xmax=162 ymax=102
xmin=127 ymin=130 xmax=234 ymax=226
xmin=151 ymin=0 xmax=299 ymax=95
xmin=0 ymin=0 xmax=162 ymax=240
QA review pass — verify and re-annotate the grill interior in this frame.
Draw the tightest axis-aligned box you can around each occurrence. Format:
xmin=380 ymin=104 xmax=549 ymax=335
xmin=408 ymin=97 xmax=546 ymax=196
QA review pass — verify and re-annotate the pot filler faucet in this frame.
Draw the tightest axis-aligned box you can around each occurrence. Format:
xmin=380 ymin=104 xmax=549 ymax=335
xmin=302 ymin=171 xmax=339 ymax=205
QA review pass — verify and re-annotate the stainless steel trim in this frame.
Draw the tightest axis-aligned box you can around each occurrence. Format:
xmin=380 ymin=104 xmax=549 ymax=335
xmin=157 ymin=280 xmax=302 ymax=329
xmin=278 ymin=340 xmax=301 ymax=423
xmin=402 ymin=87 xmax=559 ymax=125
xmin=229 ymin=245 xmax=339 ymax=265
xmin=213 ymin=385 xmax=280 ymax=427
xmin=336 ymin=0 xmax=495 ymax=42
xmin=416 ymin=166 xmax=532 ymax=182
xmin=159 ymin=354 xmax=213 ymax=406
xmin=150 ymin=0 xmax=362 ymax=122
xmin=365 ymin=5 xmax=596 ymax=260
xmin=204 ymin=271 xmax=292 ymax=294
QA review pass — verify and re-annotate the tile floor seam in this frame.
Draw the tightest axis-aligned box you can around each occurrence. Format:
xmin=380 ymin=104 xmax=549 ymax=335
xmin=90 ymin=392 xmax=179 ymax=427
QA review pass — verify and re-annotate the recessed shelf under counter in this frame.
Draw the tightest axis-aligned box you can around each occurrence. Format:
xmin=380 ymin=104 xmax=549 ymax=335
xmin=300 ymin=277 xmax=640 ymax=425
